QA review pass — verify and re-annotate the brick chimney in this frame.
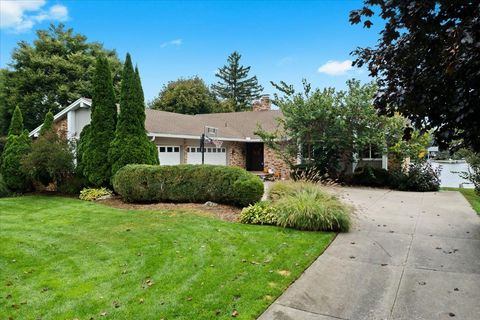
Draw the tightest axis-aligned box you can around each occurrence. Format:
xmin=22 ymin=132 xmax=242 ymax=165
xmin=252 ymin=95 xmax=271 ymax=111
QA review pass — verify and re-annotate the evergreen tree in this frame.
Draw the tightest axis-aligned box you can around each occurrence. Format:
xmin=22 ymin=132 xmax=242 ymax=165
xmin=39 ymin=111 xmax=54 ymax=136
xmin=1 ymin=128 xmax=31 ymax=192
xmin=212 ymin=51 xmax=264 ymax=111
xmin=82 ymin=55 xmax=118 ymax=186
xmin=8 ymin=106 xmax=24 ymax=136
xmin=109 ymin=53 xmax=159 ymax=177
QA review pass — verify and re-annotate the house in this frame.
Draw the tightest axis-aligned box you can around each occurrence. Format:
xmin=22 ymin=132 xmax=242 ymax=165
xmin=29 ymin=95 xmax=293 ymax=178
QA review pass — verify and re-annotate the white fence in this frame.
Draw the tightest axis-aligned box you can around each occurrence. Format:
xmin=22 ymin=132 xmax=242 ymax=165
xmin=429 ymin=160 xmax=474 ymax=188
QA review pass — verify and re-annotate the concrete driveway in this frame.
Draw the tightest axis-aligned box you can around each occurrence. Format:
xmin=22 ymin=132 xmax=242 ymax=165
xmin=259 ymin=188 xmax=480 ymax=320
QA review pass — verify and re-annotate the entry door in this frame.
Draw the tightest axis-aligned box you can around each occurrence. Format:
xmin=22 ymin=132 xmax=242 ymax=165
xmin=246 ymin=143 xmax=264 ymax=171
xmin=158 ymin=146 xmax=181 ymax=165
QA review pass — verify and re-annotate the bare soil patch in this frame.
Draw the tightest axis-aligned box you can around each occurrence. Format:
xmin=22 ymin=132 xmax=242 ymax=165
xmin=97 ymin=196 xmax=242 ymax=222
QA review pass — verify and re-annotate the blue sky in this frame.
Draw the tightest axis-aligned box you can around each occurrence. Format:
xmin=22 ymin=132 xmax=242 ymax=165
xmin=0 ymin=0 xmax=382 ymax=102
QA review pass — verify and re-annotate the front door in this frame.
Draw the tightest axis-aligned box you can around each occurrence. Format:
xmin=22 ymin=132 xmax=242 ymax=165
xmin=246 ymin=143 xmax=264 ymax=171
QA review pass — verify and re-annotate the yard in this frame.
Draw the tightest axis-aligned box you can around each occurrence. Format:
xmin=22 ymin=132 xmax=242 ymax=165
xmin=0 ymin=196 xmax=334 ymax=320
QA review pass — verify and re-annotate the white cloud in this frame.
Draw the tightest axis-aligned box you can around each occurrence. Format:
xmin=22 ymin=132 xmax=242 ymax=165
xmin=317 ymin=60 xmax=353 ymax=76
xmin=0 ymin=1 xmax=68 ymax=33
xmin=160 ymin=38 xmax=183 ymax=48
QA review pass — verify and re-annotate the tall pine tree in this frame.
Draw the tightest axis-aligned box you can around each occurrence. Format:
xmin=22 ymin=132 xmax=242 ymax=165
xmin=109 ymin=53 xmax=158 ymax=177
xmin=83 ymin=55 xmax=118 ymax=186
xmin=212 ymin=51 xmax=264 ymax=111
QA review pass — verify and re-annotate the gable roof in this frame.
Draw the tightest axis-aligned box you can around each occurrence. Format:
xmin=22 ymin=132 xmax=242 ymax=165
xmin=29 ymin=97 xmax=92 ymax=137
xmin=30 ymin=97 xmax=283 ymax=142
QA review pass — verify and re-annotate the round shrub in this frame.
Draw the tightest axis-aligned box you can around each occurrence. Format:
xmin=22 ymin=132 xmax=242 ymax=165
xmin=273 ymin=188 xmax=351 ymax=232
xmin=112 ymin=164 xmax=264 ymax=207
xmin=240 ymin=201 xmax=278 ymax=225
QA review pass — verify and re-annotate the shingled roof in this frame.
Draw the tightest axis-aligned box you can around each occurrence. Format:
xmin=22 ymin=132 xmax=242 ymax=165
xmin=145 ymin=108 xmax=283 ymax=141
xmin=30 ymin=97 xmax=283 ymax=141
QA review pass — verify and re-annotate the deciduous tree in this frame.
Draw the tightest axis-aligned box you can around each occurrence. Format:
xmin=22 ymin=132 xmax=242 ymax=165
xmin=0 ymin=23 xmax=122 ymax=134
xmin=150 ymin=77 xmax=221 ymax=114
xmin=350 ymin=1 xmax=480 ymax=151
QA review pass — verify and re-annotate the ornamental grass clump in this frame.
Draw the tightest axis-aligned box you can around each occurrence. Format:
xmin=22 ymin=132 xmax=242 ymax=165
xmin=273 ymin=188 xmax=351 ymax=232
xmin=245 ymin=181 xmax=351 ymax=232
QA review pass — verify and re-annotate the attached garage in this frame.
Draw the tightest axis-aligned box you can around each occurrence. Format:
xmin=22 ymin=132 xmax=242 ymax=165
xmin=158 ymin=146 xmax=181 ymax=165
xmin=186 ymin=146 xmax=227 ymax=165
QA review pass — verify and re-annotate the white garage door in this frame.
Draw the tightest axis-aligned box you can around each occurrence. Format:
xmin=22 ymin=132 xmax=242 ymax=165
xmin=158 ymin=146 xmax=181 ymax=165
xmin=186 ymin=146 xmax=227 ymax=165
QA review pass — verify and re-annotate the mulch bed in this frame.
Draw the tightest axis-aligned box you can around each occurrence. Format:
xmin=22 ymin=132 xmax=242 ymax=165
xmin=97 ymin=196 xmax=242 ymax=222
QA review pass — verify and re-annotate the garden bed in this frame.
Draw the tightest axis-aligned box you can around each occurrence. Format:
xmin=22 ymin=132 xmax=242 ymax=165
xmin=98 ymin=196 xmax=242 ymax=222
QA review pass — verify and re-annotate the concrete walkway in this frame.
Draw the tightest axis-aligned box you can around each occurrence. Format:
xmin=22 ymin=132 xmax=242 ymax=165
xmin=259 ymin=188 xmax=480 ymax=320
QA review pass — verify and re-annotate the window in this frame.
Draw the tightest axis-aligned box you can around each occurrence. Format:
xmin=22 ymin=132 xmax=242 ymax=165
xmin=360 ymin=145 xmax=382 ymax=159
xmin=159 ymin=146 xmax=180 ymax=153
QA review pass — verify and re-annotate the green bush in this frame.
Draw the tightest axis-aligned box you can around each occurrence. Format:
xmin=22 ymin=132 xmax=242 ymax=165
xmin=274 ymin=189 xmax=351 ymax=232
xmin=1 ymin=131 xmax=31 ymax=192
xmin=253 ymin=181 xmax=351 ymax=232
xmin=57 ymin=175 xmax=86 ymax=195
xmin=240 ymin=201 xmax=278 ymax=225
xmin=352 ymin=166 xmax=391 ymax=187
xmin=79 ymin=187 xmax=113 ymax=201
xmin=0 ymin=174 xmax=10 ymax=198
xmin=113 ymin=164 xmax=264 ymax=207
xmin=394 ymin=162 xmax=440 ymax=192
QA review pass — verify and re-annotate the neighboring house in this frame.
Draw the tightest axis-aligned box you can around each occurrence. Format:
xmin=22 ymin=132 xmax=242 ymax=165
xmin=29 ymin=96 xmax=293 ymax=178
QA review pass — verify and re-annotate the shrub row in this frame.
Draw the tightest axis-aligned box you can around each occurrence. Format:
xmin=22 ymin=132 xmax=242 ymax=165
xmin=241 ymin=181 xmax=351 ymax=232
xmin=351 ymin=162 xmax=440 ymax=192
xmin=113 ymin=164 xmax=264 ymax=207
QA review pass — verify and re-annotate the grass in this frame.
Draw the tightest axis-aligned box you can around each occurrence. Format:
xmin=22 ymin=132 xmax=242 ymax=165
xmin=0 ymin=196 xmax=334 ymax=319
xmin=442 ymin=187 xmax=480 ymax=214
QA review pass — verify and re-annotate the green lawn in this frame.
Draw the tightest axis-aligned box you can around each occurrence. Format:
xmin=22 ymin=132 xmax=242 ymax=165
xmin=442 ymin=187 xmax=480 ymax=214
xmin=0 ymin=196 xmax=334 ymax=319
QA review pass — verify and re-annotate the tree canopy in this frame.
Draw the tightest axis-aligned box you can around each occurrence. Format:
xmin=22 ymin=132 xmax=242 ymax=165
xmin=82 ymin=55 xmax=118 ymax=187
xmin=212 ymin=51 xmax=263 ymax=111
xmin=149 ymin=77 xmax=224 ymax=114
xmin=0 ymin=23 xmax=123 ymax=134
xmin=350 ymin=0 xmax=480 ymax=152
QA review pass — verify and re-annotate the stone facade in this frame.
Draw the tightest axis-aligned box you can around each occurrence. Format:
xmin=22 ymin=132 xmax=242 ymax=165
xmin=264 ymin=145 xmax=291 ymax=179
xmin=228 ymin=141 xmax=246 ymax=168
xmin=54 ymin=116 xmax=68 ymax=139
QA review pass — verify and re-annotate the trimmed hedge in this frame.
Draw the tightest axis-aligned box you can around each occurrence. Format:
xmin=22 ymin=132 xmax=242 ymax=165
xmin=113 ymin=164 xmax=264 ymax=207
